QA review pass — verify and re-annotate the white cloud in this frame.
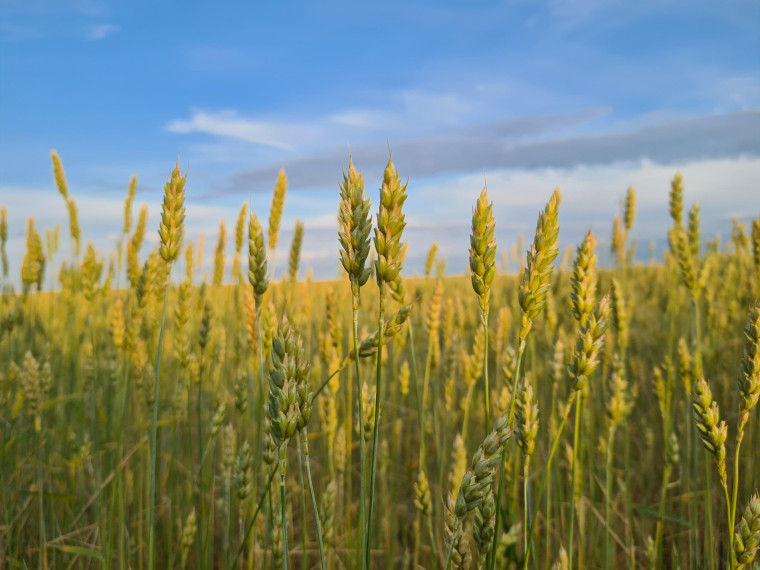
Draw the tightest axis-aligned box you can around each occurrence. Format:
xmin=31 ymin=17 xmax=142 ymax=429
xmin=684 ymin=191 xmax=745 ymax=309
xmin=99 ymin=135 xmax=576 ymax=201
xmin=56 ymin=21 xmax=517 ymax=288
xmin=166 ymin=80 xmax=583 ymax=161
xmin=400 ymin=89 xmax=471 ymax=125
xmin=4 ymin=156 xmax=756 ymax=286
xmin=407 ymin=156 xmax=760 ymax=264
xmin=87 ymin=23 xmax=119 ymax=40
xmin=330 ymin=110 xmax=392 ymax=129
xmin=166 ymin=109 xmax=325 ymax=151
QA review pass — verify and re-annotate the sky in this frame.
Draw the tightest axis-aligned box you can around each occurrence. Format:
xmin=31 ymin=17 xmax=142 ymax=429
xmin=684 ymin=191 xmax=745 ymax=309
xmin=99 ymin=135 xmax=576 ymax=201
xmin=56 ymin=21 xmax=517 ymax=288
xmin=1 ymin=0 xmax=759 ymax=284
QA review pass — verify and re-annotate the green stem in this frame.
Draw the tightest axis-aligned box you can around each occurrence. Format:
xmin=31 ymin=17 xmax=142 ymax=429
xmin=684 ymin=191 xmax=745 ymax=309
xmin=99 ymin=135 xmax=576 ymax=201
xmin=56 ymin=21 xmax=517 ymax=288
xmin=523 ymin=458 xmax=531 ymax=558
xmin=605 ymin=426 xmax=617 ymax=570
xmin=692 ymin=300 xmax=715 ymax=570
xmin=483 ymin=312 xmax=490 ymax=435
xmin=232 ymin=467 xmax=276 ymax=569
xmin=685 ymin=402 xmax=696 ymax=570
xmin=522 ymin=391 xmax=578 ymax=570
xmin=196 ymin=362 xmax=205 ymax=566
xmin=427 ymin=512 xmax=439 ymax=570
xmin=568 ymin=394 xmax=583 ymax=570
xmin=444 ymin=519 xmax=461 ymax=570
xmin=365 ymin=284 xmax=385 ymax=570
xmin=722 ymin=480 xmax=734 ymax=570
xmin=297 ymin=436 xmax=308 ymax=570
xmin=704 ymin=451 xmax=714 ymax=569
xmin=223 ymin=456 xmax=231 ymax=570
xmin=148 ymin=266 xmax=171 ymax=570
xmin=655 ymin=462 xmax=672 ymax=570
xmin=300 ymin=432 xmax=327 ymax=570
xmin=730 ymin=424 xmax=747 ymax=568
xmin=254 ymin=299 xmax=265 ymax=478
xmin=37 ymin=423 xmax=46 ymax=570
xmin=413 ymin=511 xmax=422 ymax=570
xmin=313 ymin=366 xmax=345 ymax=402
xmin=461 ymin=381 xmax=477 ymax=453
xmin=656 ymin=364 xmax=674 ymax=567
xmin=352 ymin=299 xmax=367 ymax=570
xmin=280 ymin=447 xmax=289 ymax=570
xmin=409 ymin=318 xmax=438 ymax=568
xmin=489 ymin=342 xmax=526 ymax=570
xmin=408 ymin=321 xmax=425 ymax=453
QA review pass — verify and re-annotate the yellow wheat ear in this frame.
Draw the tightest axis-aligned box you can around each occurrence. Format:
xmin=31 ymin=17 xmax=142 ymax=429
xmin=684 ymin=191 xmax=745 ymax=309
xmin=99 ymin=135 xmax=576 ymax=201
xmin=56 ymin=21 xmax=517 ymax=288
xmin=338 ymin=157 xmax=373 ymax=298
xmin=734 ymin=492 xmax=760 ymax=568
xmin=158 ymin=163 xmax=186 ymax=264
xmin=268 ymin=169 xmax=287 ymax=253
xmin=374 ymin=154 xmax=407 ymax=286
xmin=248 ymin=212 xmax=268 ymax=305
xmin=470 ymin=187 xmax=496 ymax=317
xmin=51 ymin=149 xmax=68 ymax=199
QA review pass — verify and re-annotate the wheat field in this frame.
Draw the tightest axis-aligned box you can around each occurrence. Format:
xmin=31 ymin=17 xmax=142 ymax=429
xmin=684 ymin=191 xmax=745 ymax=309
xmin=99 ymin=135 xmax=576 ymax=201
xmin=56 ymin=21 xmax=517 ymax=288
xmin=0 ymin=151 xmax=758 ymax=569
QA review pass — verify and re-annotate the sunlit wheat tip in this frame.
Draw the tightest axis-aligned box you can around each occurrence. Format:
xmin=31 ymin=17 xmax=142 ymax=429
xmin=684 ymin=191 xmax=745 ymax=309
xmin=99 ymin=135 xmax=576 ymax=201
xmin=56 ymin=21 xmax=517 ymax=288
xmin=124 ymin=174 xmax=137 ymax=235
xmin=454 ymin=413 xmax=511 ymax=518
xmin=234 ymin=203 xmax=248 ymax=254
xmin=180 ymin=508 xmax=197 ymax=567
xmin=607 ymin=359 xmax=632 ymax=425
xmin=248 ymin=212 xmax=269 ymax=303
xmin=515 ymin=377 xmax=539 ymax=456
xmin=570 ymin=230 xmax=598 ymax=327
xmin=469 ymin=187 xmax=497 ymax=316
xmin=624 ymin=186 xmax=636 ymax=231
xmin=425 ymin=241 xmax=438 ymax=277
xmin=414 ymin=468 xmax=432 ymax=516
xmin=738 ymin=298 xmax=760 ymax=433
xmin=158 ymin=163 xmax=186 ymax=264
xmin=610 ymin=278 xmax=630 ymax=351
xmin=109 ymin=297 xmax=125 ymax=350
xmin=338 ymin=157 xmax=373 ymax=296
xmin=692 ymin=377 xmax=728 ymax=485
xmin=669 ymin=171 xmax=684 ymax=227
xmin=213 ymin=220 xmax=226 ymax=285
xmin=288 ymin=219 xmax=304 ymax=282
xmin=67 ymin=197 xmax=81 ymax=256
xmin=268 ymin=169 xmax=287 ymax=253
xmin=518 ymin=188 xmax=560 ymax=341
xmin=569 ymin=294 xmax=611 ymax=391
xmin=81 ymin=242 xmax=103 ymax=301
xmin=268 ymin=315 xmax=309 ymax=444
xmin=50 ymin=150 xmax=69 ymax=199
xmin=688 ymin=202 xmax=701 ymax=259
xmin=374 ymin=154 xmax=408 ymax=285
xmin=553 ymin=546 xmax=569 ymax=570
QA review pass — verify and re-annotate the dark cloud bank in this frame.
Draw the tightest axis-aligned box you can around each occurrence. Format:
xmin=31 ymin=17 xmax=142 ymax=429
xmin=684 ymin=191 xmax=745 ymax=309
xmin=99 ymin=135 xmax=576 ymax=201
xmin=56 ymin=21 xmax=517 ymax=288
xmin=221 ymin=109 xmax=760 ymax=195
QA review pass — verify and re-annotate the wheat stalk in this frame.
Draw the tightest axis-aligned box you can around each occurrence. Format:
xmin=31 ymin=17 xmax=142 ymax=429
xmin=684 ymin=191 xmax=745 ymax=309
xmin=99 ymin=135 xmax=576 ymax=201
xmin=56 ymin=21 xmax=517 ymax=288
xmin=148 ymin=162 xmax=186 ymax=570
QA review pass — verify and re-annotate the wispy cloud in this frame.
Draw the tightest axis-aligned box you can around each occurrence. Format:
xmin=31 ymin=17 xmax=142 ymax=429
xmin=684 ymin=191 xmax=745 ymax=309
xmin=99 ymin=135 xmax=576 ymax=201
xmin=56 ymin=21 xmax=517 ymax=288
xmin=166 ymin=109 xmax=328 ymax=151
xmin=0 ymin=0 xmax=112 ymax=41
xmin=179 ymin=45 xmax=258 ymax=74
xmin=87 ymin=23 xmax=118 ymax=40
xmin=220 ymin=109 xmax=759 ymax=194
xmin=330 ymin=110 xmax=392 ymax=129
xmin=166 ymin=79 xmax=589 ymax=159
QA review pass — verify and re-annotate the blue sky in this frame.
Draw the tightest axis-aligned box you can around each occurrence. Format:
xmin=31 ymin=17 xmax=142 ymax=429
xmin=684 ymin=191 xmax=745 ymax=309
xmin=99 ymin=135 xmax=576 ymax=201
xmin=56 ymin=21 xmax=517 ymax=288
xmin=1 ymin=0 xmax=759 ymax=282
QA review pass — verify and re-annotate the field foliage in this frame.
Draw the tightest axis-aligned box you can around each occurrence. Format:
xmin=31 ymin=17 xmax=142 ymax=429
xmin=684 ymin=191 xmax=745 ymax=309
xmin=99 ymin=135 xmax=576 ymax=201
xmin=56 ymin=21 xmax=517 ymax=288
xmin=0 ymin=153 xmax=759 ymax=569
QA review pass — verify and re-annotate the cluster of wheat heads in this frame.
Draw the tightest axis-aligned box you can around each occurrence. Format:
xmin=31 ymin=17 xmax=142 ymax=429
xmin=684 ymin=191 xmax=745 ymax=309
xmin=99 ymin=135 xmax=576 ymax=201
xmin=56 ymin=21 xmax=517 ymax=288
xmin=0 ymin=152 xmax=759 ymax=569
